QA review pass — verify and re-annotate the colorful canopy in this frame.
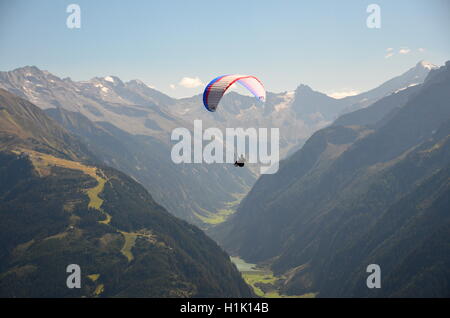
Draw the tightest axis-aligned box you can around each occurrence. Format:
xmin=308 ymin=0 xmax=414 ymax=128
xmin=203 ymin=75 xmax=266 ymax=112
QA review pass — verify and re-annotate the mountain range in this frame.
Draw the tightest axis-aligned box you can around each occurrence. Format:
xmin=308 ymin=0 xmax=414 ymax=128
xmin=0 ymin=61 xmax=436 ymax=227
xmin=212 ymin=61 xmax=450 ymax=297
xmin=0 ymin=88 xmax=252 ymax=297
xmin=0 ymin=59 xmax=447 ymax=298
xmin=0 ymin=66 xmax=255 ymax=226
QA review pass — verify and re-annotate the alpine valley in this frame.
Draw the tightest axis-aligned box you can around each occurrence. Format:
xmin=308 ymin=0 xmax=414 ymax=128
xmin=0 ymin=61 xmax=435 ymax=227
xmin=213 ymin=61 xmax=450 ymax=297
xmin=0 ymin=60 xmax=448 ymax=297
xmin=0 ymin=88 xmax=252 ymax=297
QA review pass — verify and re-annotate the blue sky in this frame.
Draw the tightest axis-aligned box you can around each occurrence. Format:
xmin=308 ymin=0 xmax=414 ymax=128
xmin=0 ymin=0 xmax=449 ymax=98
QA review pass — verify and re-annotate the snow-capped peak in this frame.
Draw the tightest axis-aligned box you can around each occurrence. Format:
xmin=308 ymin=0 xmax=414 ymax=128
xmin=98 ymin=75 xmax=124 ymax=86
xmin=417 ymin=60 xmax=437 ymax=70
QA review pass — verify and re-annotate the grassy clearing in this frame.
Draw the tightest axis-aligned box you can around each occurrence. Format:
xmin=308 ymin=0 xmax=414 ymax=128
xmin=241 ymin=271 xmax=276 ymax=297
xmin=84 ymin=170 xmax=111 ymax=225
xmin=195 ymin=192 xmax=248 ymax=225
xmin=242 ymin=270 xmax=315 ymax=298
xmin=20 ymin=149 xmax=98 ymax=178
xmin=94 ymin=284 xmax=104 ymax=296
xmin=194 ymin=208 xmax=234 ymax=225
xmin=98 ymin=211 xmax=111 ymax=225
xmin=20 ymin=150 xmax=112 ymax=225
xmin=87 ymin=274 xmax=100 ymax=282
xmin=86 ymin=177 xmax=105 ymax=210
xmin=119 ymin=230 xmax=158 ymax=262
xmin=119 ymin=231 xmax=138 ymax=262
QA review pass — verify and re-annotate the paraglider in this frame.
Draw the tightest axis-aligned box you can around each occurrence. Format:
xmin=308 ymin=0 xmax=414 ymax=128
xmin=200 ymin=75 xmax=268 ymax=169
xmin=234 ymin=154 xmax=246 ymax=167
xmin=203 ymin=74 xmax=265 ymax=112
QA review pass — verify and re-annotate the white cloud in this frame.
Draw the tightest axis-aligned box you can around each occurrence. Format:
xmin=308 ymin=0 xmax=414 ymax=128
xmin=328 ymin=89 xmax=360 ymax=99
xmin=384 ymin=47 xmax=418 ymax=58
xmin=178 ymin=76 xmax=203 ymax=88
xmin=399 ymin=47 xmax=411 ymax=54
xmin=385 ymin=48 xmax=395 ymax=58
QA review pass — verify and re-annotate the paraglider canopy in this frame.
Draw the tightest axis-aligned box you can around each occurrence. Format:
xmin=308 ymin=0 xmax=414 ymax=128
xmin=203 ymin=74 xmax=266 ymax=112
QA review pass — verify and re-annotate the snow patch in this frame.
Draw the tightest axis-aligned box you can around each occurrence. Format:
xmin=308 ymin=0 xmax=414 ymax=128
xmin=94 ymin=83 xmax=110 ymax=93
xmin=394 ymin=83 xmax=419 ymax=94
xmin=419 ymin=61 xmax=437 ymax=70
xmin=328 ymin=89 xmax=360 ymax=99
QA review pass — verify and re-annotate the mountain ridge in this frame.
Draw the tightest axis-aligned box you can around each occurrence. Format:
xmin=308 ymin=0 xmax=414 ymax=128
xmin=0 ymin=61 xmax=438 ymax=227
xmin=212 ymin=61 xmax=450 ymax=297
xmin=0 ymin=88 xmax=253 ymax=297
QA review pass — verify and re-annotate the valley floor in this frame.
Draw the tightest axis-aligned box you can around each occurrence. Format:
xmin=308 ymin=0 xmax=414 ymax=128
xmin=230 ymin=257 xmax=316 ymax=298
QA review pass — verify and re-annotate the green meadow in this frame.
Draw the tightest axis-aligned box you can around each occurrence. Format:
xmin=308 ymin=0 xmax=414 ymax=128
xmin=231 ymin=257 xmax=316 ymax=298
